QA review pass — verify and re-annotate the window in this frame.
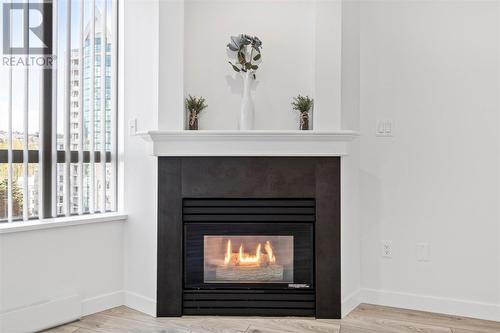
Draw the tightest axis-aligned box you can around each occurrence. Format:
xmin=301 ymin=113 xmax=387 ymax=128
xmin=0 ymin=0 xmax=118 ymax=221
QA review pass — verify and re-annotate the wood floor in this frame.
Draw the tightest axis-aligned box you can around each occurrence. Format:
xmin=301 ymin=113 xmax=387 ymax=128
xmin=42 ymin=304 xmax=500 ymax=333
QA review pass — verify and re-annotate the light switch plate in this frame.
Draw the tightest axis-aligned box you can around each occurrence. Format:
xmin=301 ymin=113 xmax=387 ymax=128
xmin=381 ymin=240 xmax=393 ymax=258
xmin=376 ymin=120 xmax=394 ymax=137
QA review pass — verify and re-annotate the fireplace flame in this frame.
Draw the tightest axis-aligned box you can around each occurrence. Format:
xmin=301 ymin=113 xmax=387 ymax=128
xmin=224 ymin=239 xmax=232 ymax=265
xmin=239 ymin=243 xmax=261 ymax=264
xmin=264 ymin=241 xmax=276 ymax=264
xmin=223 ymin=239 xmax=277 ymax=266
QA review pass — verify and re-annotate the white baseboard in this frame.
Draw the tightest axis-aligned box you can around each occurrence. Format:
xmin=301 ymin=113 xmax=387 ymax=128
xmin=361 ymin=288 xmax=500 ymax=322
xmin=124 ymin=291 xmax=156 ymax=317
xmin=81 ymin=290 xmax=125 ymax=316
xmin=342 ymin=289 xmax=362 ymax=318
xmin=0 ymin=295 xmax=81 ymax=333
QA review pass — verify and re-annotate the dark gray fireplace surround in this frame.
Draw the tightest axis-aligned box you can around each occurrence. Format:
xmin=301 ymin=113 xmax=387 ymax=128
xmin=157 ymin=157 xmax=341 ymax=319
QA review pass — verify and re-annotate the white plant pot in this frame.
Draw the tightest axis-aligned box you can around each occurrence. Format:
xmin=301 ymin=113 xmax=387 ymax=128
xmin=239 ymin=72 xmax=255 ymax=130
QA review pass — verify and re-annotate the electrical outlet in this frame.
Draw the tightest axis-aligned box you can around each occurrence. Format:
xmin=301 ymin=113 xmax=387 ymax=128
xmin=376 ymin=120 xmax=394 ymax=137
xmin=128 ymin=118 xmax=137 ymax=136
xmin=381 ymin=240 xmax=393 ymax=258
xmin=416 ymin=243 xmax=430 ymax=262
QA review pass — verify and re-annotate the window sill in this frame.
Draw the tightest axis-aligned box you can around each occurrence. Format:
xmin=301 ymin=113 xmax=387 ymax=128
xmin=0 ymin=212 xmax=128 ymax=234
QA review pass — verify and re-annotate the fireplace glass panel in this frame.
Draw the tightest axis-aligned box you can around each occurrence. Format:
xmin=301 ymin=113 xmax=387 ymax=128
xmin=204 ymin=235 xmax=294 ymax=283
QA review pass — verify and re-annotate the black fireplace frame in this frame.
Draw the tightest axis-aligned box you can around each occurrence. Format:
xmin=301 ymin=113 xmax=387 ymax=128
xmin=157 ymin=157 xmax=341 ymax=318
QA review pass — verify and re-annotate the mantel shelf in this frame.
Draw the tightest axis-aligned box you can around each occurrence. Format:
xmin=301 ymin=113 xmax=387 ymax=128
xmin=138 ymin=130 xmax=359 ymax=157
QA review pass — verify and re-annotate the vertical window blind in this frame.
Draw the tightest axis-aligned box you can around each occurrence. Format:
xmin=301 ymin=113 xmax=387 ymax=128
xmin=0 ymin=0 xmax=118 ymax=222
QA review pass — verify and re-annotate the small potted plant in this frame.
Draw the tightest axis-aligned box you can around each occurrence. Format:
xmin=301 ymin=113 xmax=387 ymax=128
xmin=185 ymin=95 xmax=207 ymax=130
xmin=291 ymin=95 xmax=313 ymax=130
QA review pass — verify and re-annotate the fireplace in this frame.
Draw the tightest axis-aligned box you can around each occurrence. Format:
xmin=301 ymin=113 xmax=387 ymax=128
xmin=182 ymin=199 xmax=315 ymax=315
xmin=204 ymin=235 xmax=294 ymax=284
xmin=158 ymin=157 xmax=340 ymax=318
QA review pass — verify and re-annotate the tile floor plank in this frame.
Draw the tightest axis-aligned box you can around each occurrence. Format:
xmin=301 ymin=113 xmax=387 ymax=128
xmin=343 ymin=312 xmax=452 ymax=333
xmin=101 ymin=307 xmax=248 ymax=333
xmin=73 ymin=329 xmax=103 ymax=333
xmin=339 ymin=324 xmax=386 ymax=333
xmin=71 ymin=313 xmax=190 ymax=333
xmin=243 ymin=318 xmax=339 ymax=333
xmin=246 ymin=326 xmax=294 ymax=333
xmin=40 ymin=324 xmax=81 ymax=333
xmin=352 ymin=303 xmax=500 ymax=333
xmin=450 ymin=329 xmax=491 ymax=333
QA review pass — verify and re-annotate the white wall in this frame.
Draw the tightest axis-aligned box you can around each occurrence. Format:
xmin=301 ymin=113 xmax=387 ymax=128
xmin=122 ymin=0 xmax=159 ymax=316
xmin=359 ymin=0 xmax=500 ymax=320
xmin=314 ymin=0 xmax=342 ymax=130
xmin=0 ymin=221 xmax=124 ymax=331
xmin=340 ymin=0 xmax=361 ymax=315
xmin=159 ymin=0 xmax=185 ymax=130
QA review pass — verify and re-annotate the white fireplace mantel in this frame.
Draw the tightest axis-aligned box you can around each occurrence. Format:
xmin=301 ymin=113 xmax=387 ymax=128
xmin=138 ymin=130 xmax=359 ymax=156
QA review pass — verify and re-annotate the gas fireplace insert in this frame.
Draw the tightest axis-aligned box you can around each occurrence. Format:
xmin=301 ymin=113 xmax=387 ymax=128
xmin=183 ymin=199 xmax=315 ymax=315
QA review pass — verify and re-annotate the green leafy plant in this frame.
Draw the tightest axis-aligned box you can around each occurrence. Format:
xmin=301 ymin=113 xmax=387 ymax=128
xmin=291 ymin=95 xmax=314 ymax=114
xmin=186 ymin=95 xmax=208 ymax=114
xmin=227 ymin=34 xmax=262 ymax=79
xmin=185 ymin=95 xmax=208 ymax=130
xmin=292 ymin=95 xmax=314 ymax=130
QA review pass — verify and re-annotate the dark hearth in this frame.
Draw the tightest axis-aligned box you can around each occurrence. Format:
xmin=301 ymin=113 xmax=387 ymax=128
xmin=157 ymin=157 xmax=341 ymax=318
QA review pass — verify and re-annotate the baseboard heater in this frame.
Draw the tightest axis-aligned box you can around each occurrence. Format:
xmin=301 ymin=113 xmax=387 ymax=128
xmin=0 ymin=295 xmax=81 ymax=333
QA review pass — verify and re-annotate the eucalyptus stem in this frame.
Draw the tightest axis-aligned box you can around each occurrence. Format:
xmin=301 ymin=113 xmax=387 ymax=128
xmin=227 ymin=34 xmax=262 ymax=77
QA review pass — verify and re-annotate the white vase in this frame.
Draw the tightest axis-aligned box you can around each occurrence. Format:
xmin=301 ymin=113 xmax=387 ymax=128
xmin=239 ymin=71 xmax=255 ymax=130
